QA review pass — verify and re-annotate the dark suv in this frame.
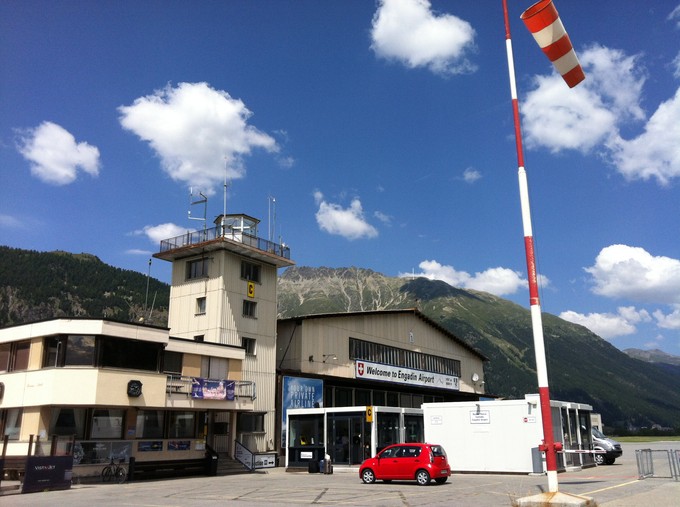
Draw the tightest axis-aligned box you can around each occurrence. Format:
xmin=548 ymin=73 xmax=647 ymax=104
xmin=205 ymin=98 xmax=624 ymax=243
xmin=359 ymin=443 xmax=451 ymax=486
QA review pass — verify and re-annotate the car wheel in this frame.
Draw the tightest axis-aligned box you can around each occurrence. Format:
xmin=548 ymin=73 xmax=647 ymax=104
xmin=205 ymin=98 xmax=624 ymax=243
xmin=435 ymin=477 xmax=448 ymax=484
xmin=416 ymin=469 xmax=431 ymax=486
xmin=361 ymin=469 xmax=376 ymax=484
xmin=594 ymin=453 xmax=604 ymax=466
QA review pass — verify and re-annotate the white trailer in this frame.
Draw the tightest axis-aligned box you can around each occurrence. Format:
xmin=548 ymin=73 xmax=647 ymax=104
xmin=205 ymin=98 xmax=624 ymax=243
xmin=422 ymin=394 xmax=594 ymax=474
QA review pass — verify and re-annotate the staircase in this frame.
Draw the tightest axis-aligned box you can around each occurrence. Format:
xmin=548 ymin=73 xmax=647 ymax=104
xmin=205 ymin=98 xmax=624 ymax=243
xmin=215 ymin=454 xmax=251 ymax=475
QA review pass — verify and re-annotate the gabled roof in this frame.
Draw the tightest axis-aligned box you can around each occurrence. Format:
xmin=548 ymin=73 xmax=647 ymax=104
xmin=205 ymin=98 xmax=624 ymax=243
xmin=278 ymin=308 xmax=487 ymax=361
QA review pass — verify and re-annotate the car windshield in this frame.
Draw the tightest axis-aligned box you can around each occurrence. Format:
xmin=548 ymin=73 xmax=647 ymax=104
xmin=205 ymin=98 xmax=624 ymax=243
xmin=592 ymin=428 xmax=605 ymax=439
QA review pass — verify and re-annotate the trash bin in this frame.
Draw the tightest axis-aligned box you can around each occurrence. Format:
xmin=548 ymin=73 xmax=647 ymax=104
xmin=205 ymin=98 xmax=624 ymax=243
xmin=308 ymin=460 xmax=319 ymax=473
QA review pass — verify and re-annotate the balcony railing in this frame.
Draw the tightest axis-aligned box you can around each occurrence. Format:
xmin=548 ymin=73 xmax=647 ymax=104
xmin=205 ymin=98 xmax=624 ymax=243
xmin=166 ymin=375 xmax=256 ymax=400
xmin=159 ymin=225 xmax=290 ymax=260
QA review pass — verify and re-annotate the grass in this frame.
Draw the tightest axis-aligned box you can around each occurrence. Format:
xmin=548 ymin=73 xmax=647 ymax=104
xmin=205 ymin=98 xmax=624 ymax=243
xmin=614 ymin=435 xmax=680 ymax=442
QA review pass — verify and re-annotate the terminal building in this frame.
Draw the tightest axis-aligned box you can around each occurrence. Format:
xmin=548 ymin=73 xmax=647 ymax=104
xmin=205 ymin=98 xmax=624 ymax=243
xmin=276 ymin=310 xmax=488 ymax=468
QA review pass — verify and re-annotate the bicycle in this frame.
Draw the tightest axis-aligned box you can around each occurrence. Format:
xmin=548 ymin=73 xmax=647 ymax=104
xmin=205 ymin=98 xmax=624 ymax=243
xmin=101 ymin=457 xmax=127 ymax=483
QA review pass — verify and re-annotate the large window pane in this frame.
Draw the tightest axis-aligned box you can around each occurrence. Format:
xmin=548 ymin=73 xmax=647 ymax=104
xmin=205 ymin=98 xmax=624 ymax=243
xmin=3 ymin=408 xmax=22 ymax=440
xmin=136 ymin=410 xmax=165 ymax=438
xmin=0 ymin=343 xmax=10 ymax=373
xmin=91 ymin=409 xmax=124 ymax=439
xmin=168 ymin=411 xmax=196 ymax=438
xmin=13 ymin=342 xmax=30 ymax=371
xmin=100 ymin=337 xmax=161 ymax=371
xmin=50 ymin=408 xmax=86 ymax=438
xmin=65 ymin=335 xmax=95 ymax=366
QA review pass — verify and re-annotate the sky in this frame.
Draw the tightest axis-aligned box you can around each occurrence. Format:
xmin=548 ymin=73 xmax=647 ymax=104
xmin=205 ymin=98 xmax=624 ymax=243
xmin=2 ymin=1 xmax=680 ymax=357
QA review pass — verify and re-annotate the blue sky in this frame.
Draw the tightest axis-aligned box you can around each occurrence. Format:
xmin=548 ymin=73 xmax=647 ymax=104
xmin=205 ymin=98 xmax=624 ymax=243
xmin=2 ymin=1 xmax=680 ymax=357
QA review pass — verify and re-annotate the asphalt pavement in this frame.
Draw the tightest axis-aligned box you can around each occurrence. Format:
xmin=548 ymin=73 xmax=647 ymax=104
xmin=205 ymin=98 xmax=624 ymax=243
xmin=2 ymin=442 xmax=678 ymax=506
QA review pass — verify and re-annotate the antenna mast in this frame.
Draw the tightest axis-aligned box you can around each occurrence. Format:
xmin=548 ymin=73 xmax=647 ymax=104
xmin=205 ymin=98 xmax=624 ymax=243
xmin=188 ymin=187 xmax=208 ymax=239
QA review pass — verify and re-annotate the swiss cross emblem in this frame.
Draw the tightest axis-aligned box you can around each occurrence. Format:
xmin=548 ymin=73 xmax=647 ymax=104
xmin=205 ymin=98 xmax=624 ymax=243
xmin=357 ymin=362 xmax=364 ymax=376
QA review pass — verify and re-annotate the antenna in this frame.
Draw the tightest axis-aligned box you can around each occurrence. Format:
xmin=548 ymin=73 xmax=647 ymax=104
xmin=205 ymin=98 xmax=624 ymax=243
xmin=268 ymin=195 xmax=276 ymax=242
xmin=222 ymin=161 xmax=229 ymax=237
xmin=144 ymin=258 xmax=151 ymax=316
xmin=188 ymin=187 xmax=208 ymax=238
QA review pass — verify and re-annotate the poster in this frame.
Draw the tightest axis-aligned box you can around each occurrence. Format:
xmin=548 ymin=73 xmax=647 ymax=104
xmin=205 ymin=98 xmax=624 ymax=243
xmin=281 ymin=376 xmax=323 ymax=448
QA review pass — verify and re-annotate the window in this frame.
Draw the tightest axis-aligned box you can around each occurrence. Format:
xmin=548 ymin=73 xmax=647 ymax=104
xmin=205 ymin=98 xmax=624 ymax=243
xmin=201 ymin=356 xmax=228 ymax=379
xmin=163 ymin=351 xmax=183 ymax=374
xmin=237 ymin=412 xmax=265 ymax=432
xmin=186 ymin=257 xmax=209 ymax=279
xmin=50 ymin=408 xmax=86 ymax=438
xmin=100 ymin=337 xmax=161 ymax=371
xmin=242 ymin=300 xmax=257 ymax=318
xmin=240 ymin=260 xmax=261 ymax=283
xmin=168 ymin=411 xmax=196 ymax=438
xmin=242 ymin=337 xmax=256 ymax=356
xmin=0 ymin=343 xmax=10 ymax=373
xmin=349 ymin=337 xmax=461 ymax=377
xmin=196 ymin=297 xmax=206 ymax=315
xmin=43 ymin=335 xmax=96 ymax=368
xmin=91 ymin=409 xmax=124 ymax=439
xmin=2 ymin=408 xmax=22 ymax=440
xmin=11 ymin=341 xmax=30 ymax=371
xmin=194 ymin=335 xmax=204 ymax=343
xmin=136 ymin=410 xmax=165 ymax=439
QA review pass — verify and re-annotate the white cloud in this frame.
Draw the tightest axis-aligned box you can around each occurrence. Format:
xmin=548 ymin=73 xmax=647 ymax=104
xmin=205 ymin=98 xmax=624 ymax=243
xmin=462 ymin=167 xmax=481 ymax=183
xmin=125 ymin=249 xmax=153 ymax=256
xmin=559 ymin=307 xmax=651 ymax=339
xmin=16 ymin=121 xmax=100 ymax=185
xmin=0 ymin=214 xmax=22 ymax=228
xmin=653 ymin=306 xmax=680 ymax=330
xmin=585 ymin=245 xmax=680 ymax=304
xmin=673 ymin=51 xmax=680 ymax=79
xmin=669 ymin=5 xmax=680 ymax=29
xmin=523 ymin=46 xmax=644 ymax=154
xmin=135 ymin=223 xmax=188 ymax=244
xmin=402 ymin=259 xmax=528 ymax=296
xmin=314 ymin=192 xmax=378 ymax=240
xmin=374 ymin=211 xmax=392 ymax=225
xmin=607 ymin=88 xmax=680 ymax=186
xmin=370 ymin=0 xmax=476 ymax=76
xmin=119 ymin=82 xmax=278 ymax=194
xmin=523 ymin=44 xmax=680 ymax=186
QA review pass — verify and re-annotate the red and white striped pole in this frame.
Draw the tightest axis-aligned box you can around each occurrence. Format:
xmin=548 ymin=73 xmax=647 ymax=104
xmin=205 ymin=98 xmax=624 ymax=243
xmin=501 ymin=0 xmax=581 ymax=493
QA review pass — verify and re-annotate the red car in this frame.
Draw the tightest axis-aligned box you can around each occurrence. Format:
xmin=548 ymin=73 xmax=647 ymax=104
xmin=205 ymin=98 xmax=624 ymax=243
xmin=359 ymin=443 xmax=451 ymax=486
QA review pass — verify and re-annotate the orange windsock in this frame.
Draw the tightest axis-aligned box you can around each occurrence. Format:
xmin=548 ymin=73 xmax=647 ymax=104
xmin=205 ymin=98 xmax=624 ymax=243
xmin=520 ymin=0 xmax=585 ymax=88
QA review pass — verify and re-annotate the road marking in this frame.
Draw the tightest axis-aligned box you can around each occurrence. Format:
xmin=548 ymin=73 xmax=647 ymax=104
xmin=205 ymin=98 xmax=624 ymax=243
xmin=582 ymin=479 xmax=640 ymax=495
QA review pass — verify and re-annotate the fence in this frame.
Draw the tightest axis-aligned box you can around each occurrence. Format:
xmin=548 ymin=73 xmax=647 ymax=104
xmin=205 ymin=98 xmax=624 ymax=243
xmin=635 ymin=448 xmax=680 ymax=481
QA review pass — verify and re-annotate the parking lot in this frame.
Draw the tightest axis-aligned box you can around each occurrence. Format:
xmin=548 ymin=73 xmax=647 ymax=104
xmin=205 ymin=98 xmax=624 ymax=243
xmin=2 ymin=442 xmax=679 ymax=506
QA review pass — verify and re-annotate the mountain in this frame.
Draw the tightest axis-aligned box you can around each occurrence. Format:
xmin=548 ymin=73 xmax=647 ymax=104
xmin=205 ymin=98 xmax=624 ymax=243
xmin=624 ymin=348 xmax=680 ymax=379
xmin=2 ymin=248 xmax=678 ymax=431
xmin=0 ymin=246 xmax=169 ymax=326
xmin=278 ymin=266 xmax=680 ymax=431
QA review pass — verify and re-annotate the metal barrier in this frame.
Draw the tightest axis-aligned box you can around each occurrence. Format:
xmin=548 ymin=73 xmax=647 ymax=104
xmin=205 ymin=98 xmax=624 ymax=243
xmin=635 ymin=448 xmax=680 ymax=481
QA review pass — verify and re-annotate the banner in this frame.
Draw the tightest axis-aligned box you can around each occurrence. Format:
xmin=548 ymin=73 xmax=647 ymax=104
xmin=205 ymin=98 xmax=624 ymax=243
xmin=191 ymin=378 xmax=235 ymax=400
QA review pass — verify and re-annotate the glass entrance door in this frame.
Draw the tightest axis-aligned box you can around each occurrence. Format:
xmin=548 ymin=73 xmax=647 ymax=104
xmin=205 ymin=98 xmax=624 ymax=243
xmin=327 ymin=414 xmax=369 ymax=465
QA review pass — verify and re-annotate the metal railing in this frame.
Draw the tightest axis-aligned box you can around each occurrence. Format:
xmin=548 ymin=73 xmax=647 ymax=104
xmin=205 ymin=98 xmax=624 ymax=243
xmin=166 ymin=375 xmax=256 ymax=400
xmin=159 ymin=225 xmax=290 ymax=260
xmin=635 ymin=448 xmax=680 ymax=481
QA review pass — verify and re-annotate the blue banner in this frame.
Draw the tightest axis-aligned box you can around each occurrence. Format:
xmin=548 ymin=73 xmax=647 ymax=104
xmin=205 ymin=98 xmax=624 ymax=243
xmin=281 ymin=376 xmax=324 ymax=448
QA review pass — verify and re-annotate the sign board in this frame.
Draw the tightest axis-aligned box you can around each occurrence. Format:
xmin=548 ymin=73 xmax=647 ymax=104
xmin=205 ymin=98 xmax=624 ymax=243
xmin=469 ymin=410 xmax=491 ymax=424
xmin=247 ymin=281 xmax=255 ymax=298
xmin=22 ymin=456 xmax=73 ymax=494
xmin=355 ymin=360 xmax=459 ymax=391
xmin=281 ymin=376 xmax=324 ymax=448
xmin=366 ymin=406 xmax=373 ymax=423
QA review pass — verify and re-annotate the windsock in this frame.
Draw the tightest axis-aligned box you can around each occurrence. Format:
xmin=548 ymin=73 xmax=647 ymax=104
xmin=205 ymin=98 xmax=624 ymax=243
xmin=520 ymin=0 xmax=585 ymax=88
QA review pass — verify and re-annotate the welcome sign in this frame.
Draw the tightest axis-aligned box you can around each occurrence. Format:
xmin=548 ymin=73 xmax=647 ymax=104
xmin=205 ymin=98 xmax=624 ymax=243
xmin=355 ymin=360 xmax=459 ymax=391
